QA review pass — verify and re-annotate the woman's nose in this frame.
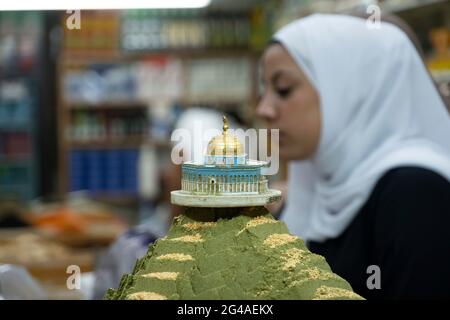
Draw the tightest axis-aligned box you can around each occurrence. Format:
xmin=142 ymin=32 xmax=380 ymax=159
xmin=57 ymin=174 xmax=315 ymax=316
xmin=256 ymin=96 xmax=277 ymax=122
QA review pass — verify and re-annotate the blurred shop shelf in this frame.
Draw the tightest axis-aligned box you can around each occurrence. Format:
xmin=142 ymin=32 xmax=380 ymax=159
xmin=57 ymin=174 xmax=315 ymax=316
xmin=0 ymin=155 xmax=31 ymax=164
xmin=0 ymin=11 xmax=43 ymax=202
xmin=60 ymin=48 xmax=257 ymax=65
xmin=66 ymin=101 xmax=148 ymax=109
xmin=87 ymin=192 xmax=140 ymax=205
xmin=178 ymin=97 xmax=252 ymax=106
xmin=432 ymin=70 xmax=450 ymax=84
xmin=56 ymin=10 xmax=260 ymax=198
xmin=384 ymin=0 xmax=449 ymax=13
xmin=69 ymin=136 xmax=149 ymax=149
xmin=66 ymin=99 xmax=251 ymax=109
xmin=0 ymin=122 xmax=33 ymax=132
xmin=68 ymin=136 xmax=171 ymax=149
xmin=276 ymin=0 xmax=450 ymax=19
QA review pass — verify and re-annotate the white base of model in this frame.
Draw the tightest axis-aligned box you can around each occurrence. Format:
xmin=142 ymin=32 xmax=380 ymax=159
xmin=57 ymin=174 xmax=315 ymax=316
xmin=170 ymin=189 xmax=282 ymax=208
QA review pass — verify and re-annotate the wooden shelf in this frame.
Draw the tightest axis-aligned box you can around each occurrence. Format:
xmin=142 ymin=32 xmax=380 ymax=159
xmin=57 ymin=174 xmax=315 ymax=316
xmin=178 ymin=96 xmax=251 ymax=106
xmin=0 ymin=122 xmax=32 ymax=131
xmin=65 ymin=98 xmax=251 ymax=109
xmin=384 ymin=0 xmax=448 ymax=13
xmin=68 ymin=136 xmax=171 ymax=149
xmin=87 ymin=192 xmax=140 ymax=205
xmin=0 ymin=155 xmax=31 ymax=165
xmin=60 ymin=48 xmax=257 ymax=66
xmin=66 ymin=101 xmax=148 ymax=109
xmin=69 ymin=137 xmax=145 ymax=149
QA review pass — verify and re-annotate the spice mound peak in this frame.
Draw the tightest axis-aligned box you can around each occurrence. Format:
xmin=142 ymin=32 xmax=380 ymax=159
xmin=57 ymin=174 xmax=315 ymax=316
xmin=105 ymin=206 xmax=364 ymax=300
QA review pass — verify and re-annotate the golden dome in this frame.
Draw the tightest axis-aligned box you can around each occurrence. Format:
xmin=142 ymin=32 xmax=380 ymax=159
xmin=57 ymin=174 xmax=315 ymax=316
xmin=207 ymin=116 xmax=244 ymax=156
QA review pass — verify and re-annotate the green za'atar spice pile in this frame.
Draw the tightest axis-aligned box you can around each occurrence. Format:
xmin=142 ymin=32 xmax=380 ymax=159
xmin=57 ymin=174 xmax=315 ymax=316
xmin=105 ymin=206 xmax=363 ymax=300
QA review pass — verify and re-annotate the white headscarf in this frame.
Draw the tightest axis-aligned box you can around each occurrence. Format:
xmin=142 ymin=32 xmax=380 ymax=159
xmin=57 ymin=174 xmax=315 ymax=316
xmin=274 ymin=14 xmax=450 ymax=242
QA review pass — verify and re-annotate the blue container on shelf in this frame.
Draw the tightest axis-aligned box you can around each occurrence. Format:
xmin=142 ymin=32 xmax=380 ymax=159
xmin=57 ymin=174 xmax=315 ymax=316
xmin=69 ymin=148 xmax=139 ymax=195
xmin=122 ymin=149 xmax=138 ymax=193
xmin=11 ymin=166 xmax=28 ymax=184
xmin=0 ymin=104 xmax=6 ymax=126
xmin=0 ymin=133 xmax=4 ymax=154
xmin=0 ymin=165 xmax=6 ymax=185
xmin=0 ymin=102 xmax=14 ymax=126
xmin=105 ymin=149 xmax=123 ymax=192
xmin=69 ymin=150 xmax=86 ymax=191
xmin=14 ymin=99 xmax=32 ymax=125
xmin=86 ymin=150 xmax=104 ymax=192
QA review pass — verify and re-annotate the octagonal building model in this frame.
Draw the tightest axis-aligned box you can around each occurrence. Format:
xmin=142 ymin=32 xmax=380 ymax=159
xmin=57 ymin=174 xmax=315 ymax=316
xmin=171 ymin=116 xmax=282 ymax=208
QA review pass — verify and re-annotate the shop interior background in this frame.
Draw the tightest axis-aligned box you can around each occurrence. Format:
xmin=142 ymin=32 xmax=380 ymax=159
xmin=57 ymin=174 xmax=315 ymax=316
xmin=0 ymin=0 xmax=449 ymax=299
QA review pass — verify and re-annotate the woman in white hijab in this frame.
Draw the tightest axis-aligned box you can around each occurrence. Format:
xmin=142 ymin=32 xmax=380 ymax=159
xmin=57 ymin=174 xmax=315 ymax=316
xmin=257 ymin=14 xmax=450 ymax=299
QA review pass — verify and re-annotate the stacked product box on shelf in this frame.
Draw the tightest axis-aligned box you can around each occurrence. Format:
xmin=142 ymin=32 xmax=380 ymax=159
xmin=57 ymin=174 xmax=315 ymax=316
xmin=120 ymin=10 xmax=251 ymax=51
xmin=69 ymin=149 xmax=138 ymax=195
xmin=123 ymin=149 xmax=139 ymax=192
xmin=0 ymin=11 xmax=42 ymax=201
xmin=0 ymin=165 xmax=28 ymax=186
xmin=0 ymin=133 xmax=30 ymax=156
xmin=0 ymin=80 xmax=34 ymax=199
xmin=62 ymin=11 xmax=119 ymax=55
xmin=63 ymin=57 xmax=252 ymax=104
xmin=0 ymin=12 xmax=42 ymax=74
xmin=0 ymin=80 xmax=33 ymax=132
xmin=63 ymin=59 xmax=183 ymax=104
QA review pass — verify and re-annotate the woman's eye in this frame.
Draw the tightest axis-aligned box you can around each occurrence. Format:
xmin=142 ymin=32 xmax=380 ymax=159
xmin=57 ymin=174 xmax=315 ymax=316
xmin=276 ymin=87 xmax=292 ymax=98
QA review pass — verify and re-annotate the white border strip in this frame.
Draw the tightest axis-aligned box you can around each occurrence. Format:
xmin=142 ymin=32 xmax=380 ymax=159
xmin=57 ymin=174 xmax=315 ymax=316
xmin=0 ymin=0 xmax=211 ymax=10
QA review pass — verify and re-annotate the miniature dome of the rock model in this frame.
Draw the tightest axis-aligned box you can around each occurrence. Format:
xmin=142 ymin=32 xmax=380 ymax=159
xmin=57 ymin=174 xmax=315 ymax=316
xmin=170 ymin=115 xmax=282 ymax=208
xmin=105 ymin=115 xmax=364 ymax=301
xmin=206 ymin=116 xmax=244 ymax=157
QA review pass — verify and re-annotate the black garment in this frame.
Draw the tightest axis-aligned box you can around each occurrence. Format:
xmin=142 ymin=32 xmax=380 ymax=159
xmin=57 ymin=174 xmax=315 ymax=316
xmin=308 ymin=166 xmax=450 ymax=299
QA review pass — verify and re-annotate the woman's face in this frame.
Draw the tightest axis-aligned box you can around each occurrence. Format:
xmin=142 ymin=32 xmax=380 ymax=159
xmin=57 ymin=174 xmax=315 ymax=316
xmin=257 ymin=43 xmax=321 ymax=161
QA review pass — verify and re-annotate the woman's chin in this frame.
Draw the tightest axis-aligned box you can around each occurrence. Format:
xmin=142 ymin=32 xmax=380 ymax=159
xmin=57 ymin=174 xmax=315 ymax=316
xmin=280 ymin=146 xmax=306 ymax=161
xmin=279 ymin=146 xmax=294 ymax=161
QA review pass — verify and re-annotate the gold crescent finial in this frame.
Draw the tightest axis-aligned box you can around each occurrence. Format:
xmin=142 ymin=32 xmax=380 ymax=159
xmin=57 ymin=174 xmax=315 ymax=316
xmin=206 ymin=114 xmax=244 ymax=157
xmin=223 ymin=115 xmax=228 ymax=133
